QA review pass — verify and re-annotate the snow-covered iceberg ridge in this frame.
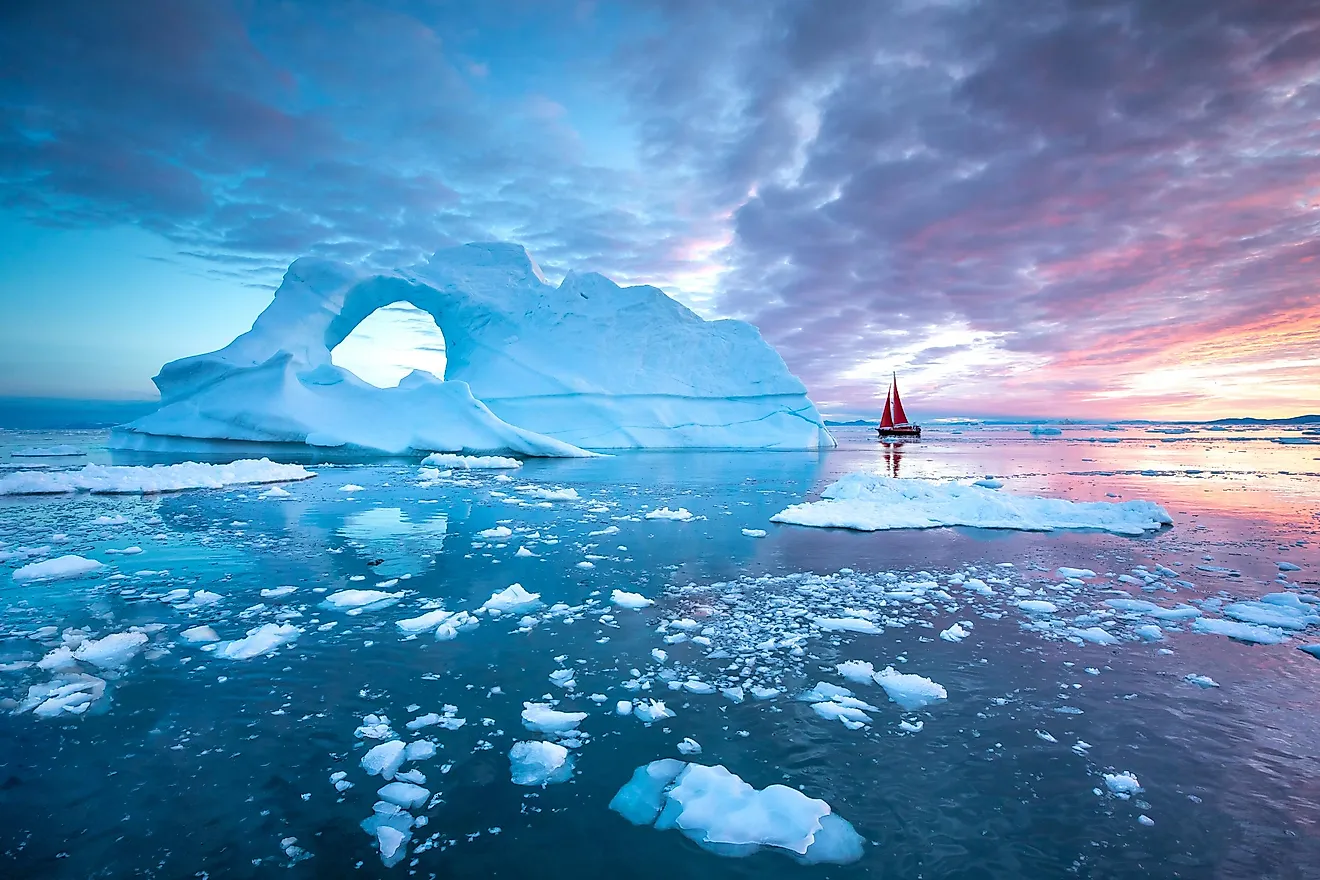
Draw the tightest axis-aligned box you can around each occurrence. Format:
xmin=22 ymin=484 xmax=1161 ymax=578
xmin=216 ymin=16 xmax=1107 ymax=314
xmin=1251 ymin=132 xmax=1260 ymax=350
xmin=772 ymin=474 xmax=1172 ymax=536
xmin=112 ymin=242 xmax=835 ymax=456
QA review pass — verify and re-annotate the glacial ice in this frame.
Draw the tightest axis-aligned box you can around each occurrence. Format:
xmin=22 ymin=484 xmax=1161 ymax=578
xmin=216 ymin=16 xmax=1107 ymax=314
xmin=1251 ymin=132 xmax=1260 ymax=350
xmin=609 ymin=761 xmax=864 ymax=864
xmin=772 ymin=475 xmax=1172 ymax=535
xmin=520 ymin=702 xmax=587 ymax=734
xmin=0 ymin=459 xmax=313 ymax=495
xmin=112 ymin=242 xmax=834 ymax=455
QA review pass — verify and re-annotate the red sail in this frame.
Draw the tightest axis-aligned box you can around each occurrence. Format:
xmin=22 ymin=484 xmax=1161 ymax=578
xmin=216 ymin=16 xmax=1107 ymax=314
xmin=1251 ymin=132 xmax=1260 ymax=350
xmin=879 ymin=388 xmax=894 ymax=428
xmin=891 ymin=375 xmax=910 ymax=425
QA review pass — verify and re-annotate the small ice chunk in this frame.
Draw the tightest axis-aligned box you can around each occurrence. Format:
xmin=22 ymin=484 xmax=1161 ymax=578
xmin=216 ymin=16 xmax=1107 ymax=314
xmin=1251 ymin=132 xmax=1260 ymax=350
xmin=214 ymin=623 xmax=301 ymax=660
xmin=521 ymin=702 xmax=587 ymax=734
xmin=377 ymin=781 xmax=430 ymax=809
xmin=611 ymin=589 xmax=653 ymax=610
xmin=645 ymin=507 xmax=694 ymax=521
xmin=1103 ymin=771 xmax=1142 ymax=796
xmin=479 ymin=526 xmax=513 ymax=539
xmin=677 ymin=737 xmax=702 ymax=755
xmin=873 ymin=667 xmax=947 ymax=711
xmin=72 ymin=631 xmax=148 ymax=668
xmin=481 ymin=583 xmax=541 ymax=614
xmin=939 ymin=623 xmax=970 ymax=643
xmin=509 ymin=741 xmax=574 ymax=786
xmin=322 ymin=589 xmax=403 ymax=612
xmin=1184 ymin=674 xmax=1219 ymax=688
xmin=633 ymin=700 xmax=675 ymax=724
xmin=1017 ymin=600 xmax=1058 ymax=615
xmin=361 ymin=741 xmax=407 ymax=780
xmin=180 ymin=625 xmax=220 ymax=644
xmin=741 ymin=528 xmax=767 ymax=538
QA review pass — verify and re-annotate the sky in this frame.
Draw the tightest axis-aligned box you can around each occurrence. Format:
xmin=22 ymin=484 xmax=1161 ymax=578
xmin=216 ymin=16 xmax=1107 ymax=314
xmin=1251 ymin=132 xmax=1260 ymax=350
xmin=2 ymin=0 xmax=1319 ymax=420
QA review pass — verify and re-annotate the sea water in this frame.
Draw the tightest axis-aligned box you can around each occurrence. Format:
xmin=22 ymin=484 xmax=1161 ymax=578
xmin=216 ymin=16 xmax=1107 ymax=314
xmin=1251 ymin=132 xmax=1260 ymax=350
xmin=1 ymin=423 xmax=1318 ymax=877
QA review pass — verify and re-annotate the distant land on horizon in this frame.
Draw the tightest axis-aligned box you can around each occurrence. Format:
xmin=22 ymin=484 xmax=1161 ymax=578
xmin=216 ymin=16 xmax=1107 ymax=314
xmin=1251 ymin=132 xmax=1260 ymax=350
xmin=2 ymin=396 xmax=1318 ymax=432
xmin=823 ymin=414 xmax=1320 ymax=427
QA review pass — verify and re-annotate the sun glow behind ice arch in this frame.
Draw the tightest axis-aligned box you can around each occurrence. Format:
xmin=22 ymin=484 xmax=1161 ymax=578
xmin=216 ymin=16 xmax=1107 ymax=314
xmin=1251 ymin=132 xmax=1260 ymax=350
xmin=330 ymin=303 xmax=447 ymax=389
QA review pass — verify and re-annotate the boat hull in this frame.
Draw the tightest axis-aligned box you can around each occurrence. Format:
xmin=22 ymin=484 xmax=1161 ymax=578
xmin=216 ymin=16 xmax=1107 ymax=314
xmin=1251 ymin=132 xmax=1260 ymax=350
xmin=877 ymin=425 xmax=921 ymax=439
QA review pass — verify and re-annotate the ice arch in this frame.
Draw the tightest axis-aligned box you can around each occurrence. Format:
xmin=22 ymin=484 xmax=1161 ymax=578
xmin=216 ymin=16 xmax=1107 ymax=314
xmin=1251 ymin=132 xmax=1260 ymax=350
xmin=330 ymin=303 xmax=447 ymax=389
xmin=113 ymin=242 xmax=836 ymax=456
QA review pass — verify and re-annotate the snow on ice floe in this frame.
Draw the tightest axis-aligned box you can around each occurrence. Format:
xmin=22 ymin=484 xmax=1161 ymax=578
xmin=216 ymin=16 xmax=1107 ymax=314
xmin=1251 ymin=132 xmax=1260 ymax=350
xmin=610 ymin=761 xmax=864 ymax=864
xmin=771 ymin=474 xmax=1172 ymax=535
xmin=110 ymin=242 xmax=834 ymax=456
xmin=421 ymin=452 xmax=522 ymax=469
xmin=0 ymin=459 xmax=313 ymax=495
xmin=509 ymin=741 xmax=574 ymax=786
xmin=18 ymin=673 xmax=108 ymax=718
xmin=12 ymin=554 xmax=104 ymax=582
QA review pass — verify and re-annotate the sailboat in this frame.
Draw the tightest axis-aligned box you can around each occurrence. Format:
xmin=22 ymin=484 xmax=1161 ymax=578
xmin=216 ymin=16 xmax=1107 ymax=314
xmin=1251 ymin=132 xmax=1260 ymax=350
xmin=877 ymin=373 xmax=921 ymax=439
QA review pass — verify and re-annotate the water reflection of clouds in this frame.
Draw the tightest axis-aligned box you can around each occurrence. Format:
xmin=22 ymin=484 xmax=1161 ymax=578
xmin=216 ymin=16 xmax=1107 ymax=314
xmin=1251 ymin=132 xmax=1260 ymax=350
xmin=337 ymin=507 xmax=448 ymax=577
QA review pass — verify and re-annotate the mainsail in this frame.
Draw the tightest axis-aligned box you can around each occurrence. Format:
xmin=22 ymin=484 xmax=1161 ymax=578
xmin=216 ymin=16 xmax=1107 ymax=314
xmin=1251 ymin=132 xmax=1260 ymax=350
xmin=891 ymin=374 xmax=909 ymax=426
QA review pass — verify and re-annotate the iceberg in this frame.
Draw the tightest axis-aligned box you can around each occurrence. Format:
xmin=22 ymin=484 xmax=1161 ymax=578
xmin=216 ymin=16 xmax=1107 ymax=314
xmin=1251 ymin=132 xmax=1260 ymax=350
xmin=112 ymin=243 xmax=834 ymax=456
xmin=772 ymin=475 xmax=1172 ymax=536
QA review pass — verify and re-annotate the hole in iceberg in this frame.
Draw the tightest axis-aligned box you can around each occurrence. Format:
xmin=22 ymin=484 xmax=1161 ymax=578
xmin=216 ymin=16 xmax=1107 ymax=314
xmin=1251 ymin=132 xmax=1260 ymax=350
xmin=330 ymin=302 xmax=446 ymax=388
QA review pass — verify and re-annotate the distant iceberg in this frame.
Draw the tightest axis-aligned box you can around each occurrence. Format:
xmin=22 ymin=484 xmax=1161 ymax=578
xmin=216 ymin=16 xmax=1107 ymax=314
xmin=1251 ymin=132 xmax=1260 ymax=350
xmin=112 ymin=243 xmax=834 ymax=456
xmin=772 ymin=474 xmax=1173 ymax=536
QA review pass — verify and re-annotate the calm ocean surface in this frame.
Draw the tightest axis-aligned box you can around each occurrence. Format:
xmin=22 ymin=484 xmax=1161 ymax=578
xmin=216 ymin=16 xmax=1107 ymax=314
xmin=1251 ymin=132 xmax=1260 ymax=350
xmin=1 ymin=423 xmax=1318 ymax=878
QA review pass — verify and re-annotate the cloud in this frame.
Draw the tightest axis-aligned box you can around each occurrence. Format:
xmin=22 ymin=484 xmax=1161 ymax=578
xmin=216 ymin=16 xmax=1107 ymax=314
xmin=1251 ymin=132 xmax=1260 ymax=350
xmin=3 ymin=0 xmax=1319 ymax=415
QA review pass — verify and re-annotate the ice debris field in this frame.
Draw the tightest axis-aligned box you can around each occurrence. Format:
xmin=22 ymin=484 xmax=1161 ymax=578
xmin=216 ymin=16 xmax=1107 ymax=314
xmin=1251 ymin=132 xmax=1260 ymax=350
xmin=1 ymin=425 xmax=1319 ymax=877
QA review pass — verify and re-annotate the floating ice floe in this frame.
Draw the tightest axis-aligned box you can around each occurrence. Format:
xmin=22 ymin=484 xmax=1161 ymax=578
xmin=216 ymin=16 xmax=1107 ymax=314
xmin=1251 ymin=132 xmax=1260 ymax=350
xmin=610 ymin=761 xmax=864 ymax=864
xmin=771 ymin=475 xmax=1172 ymax=536
xmin=478 ymin=525 xmax=513 ymax=539
xmin=940 ymin=622 xmax=971 ymax=642
xmin=611 ymin=589 xmax=653 ymax=610
xmin=112 ymin=243 xmax=833 ymax=455
xmin=421 ymin=453 xmax=522 ymax=469
xmin=11 ymin=445 xmax=84 ymax=457
xmin=873 ymin=667 xmax=948 ymax=710
xmin=180 ymin=625 xmax=220 ymax=644
xmin=645 ymin=507 xmax=694 ymax=522
xmin=12 ymin=554 xmax=105 ymax=583
xmin=521 ymin=702 xmax=587 ymax=734
xmin=481 ymin=583 xmax=541 ymax=614
xmin=633 ymin=700 xmax=676 ymax=724
xmin=72 ymin=632 xmax=148 ymax=669
xmin=1191 ymin=618 xmax=1289 ymax=645
xmin=213 ymin=623 xmax=301 ymax=660
xmin=322 ymin=589 xmax=404 ymax=613
xmin=1184 ymin=674 xmax=1219 ymax=688
xmin=17 ymin=673 xmax=108 ymax=718
xmin=0 ymin=459 xmax=313 ymax=495
xmin=1103 ymin=771 xmax=1142 ymax=796
xmin=741 ymin=528 xmax=768 ymax=537
xmin=509 ymin=741 xmax=574 ymax=786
